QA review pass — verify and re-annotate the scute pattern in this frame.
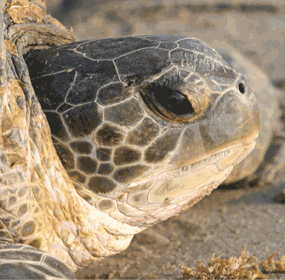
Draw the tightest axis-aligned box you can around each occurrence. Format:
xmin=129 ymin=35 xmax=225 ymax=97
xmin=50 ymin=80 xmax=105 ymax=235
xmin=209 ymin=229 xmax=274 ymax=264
xmin=126 ymin=117 xmax=160 ymax=146
xmin=65 ymin=61 xmax=118 ymax=105
xmin=113 ymin=165 xmax=150 ymax=184
xmin=70 ymin=141 xmax=92 ymax=154
xmin=31 ymin=71 xmax=74 ymax=110
xmin=24 ymin=35 xmax=259 ymax=228
xmin=115 ymin=48 xmax=170 ymax=83
xmin=104 ymin=98 xmax=144 ymax=127
xmin=96 ymin=148 xmax=112 ymax=161
xmin=95 ymin=124 xmax=124 ymax=146
xmin=75 ymin=37 xmax=158 ymax=60
xmin=114 ymin=146 xmax=141 ymax=165
xmin=57 ymin=103 xmax=73 ymax=113
xmin=62 ymin=103 xmax=102 ymax=138
xmin=98 ymin=163 xmax=114 ymax=175
xmin=88 ymin=176 xmax=117 ymax=193
xmin=77 ymin=156 xmax=98 ymax=174
xmin=97 ymin=82 xmax=131 ymax=106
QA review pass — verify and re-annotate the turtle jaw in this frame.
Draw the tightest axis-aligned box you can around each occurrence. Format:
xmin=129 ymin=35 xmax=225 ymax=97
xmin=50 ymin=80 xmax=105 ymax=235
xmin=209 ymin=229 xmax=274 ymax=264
xmin=169 ymin=124 xmax=259 ymax=176
xmin=146 ymin=140 xmax=256 ymax=204
xmin=117 ymin=127 xmax=259 ymax=227
xmin=121 ymin=140 xmax=256 ymax=226
xmin=176 ymin=137 xmax=258 ymax=176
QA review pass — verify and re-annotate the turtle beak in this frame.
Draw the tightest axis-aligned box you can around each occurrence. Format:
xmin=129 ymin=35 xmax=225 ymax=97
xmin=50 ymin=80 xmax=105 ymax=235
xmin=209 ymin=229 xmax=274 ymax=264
xmin=170 ymin=81 xmax=260 ymax=173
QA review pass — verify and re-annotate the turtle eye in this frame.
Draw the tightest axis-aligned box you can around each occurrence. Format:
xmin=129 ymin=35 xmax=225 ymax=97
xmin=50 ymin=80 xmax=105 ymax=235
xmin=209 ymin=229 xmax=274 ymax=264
xmin=152 ymin=86 xmax=194 ymax=115
xmin=140 ymin=83 xmax=196 ymax=122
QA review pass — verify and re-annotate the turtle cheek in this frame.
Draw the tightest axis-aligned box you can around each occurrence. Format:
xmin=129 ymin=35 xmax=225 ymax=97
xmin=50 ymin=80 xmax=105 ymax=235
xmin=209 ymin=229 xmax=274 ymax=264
xmin=169 ymin=124 xmax=207 ymax=169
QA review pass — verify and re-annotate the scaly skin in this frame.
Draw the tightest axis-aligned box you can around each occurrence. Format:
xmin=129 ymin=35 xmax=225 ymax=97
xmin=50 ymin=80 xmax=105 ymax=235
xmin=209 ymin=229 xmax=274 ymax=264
xmin=0 ymin=0 xmax=259 ymax=272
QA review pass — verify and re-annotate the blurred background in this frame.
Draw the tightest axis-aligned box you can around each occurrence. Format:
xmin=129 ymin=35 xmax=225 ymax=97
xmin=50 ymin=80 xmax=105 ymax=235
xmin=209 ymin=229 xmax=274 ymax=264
xmin=44 ymin=1 xmax=285 ymax=278
xmin=46 ymin=0 xmax=285 ymax=86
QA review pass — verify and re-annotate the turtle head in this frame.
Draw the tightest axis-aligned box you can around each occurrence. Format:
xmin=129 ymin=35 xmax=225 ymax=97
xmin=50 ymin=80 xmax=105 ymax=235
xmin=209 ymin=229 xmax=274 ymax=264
xmin=119 ymin=38 xmax=259 ymax=225
xmin=25 ymin=35 xmax=259 ymax=228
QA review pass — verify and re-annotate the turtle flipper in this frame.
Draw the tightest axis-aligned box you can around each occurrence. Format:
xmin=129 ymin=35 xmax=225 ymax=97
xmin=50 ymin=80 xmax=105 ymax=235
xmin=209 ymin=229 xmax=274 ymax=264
xmin=0 ymin=242 xmax=77 ymax=279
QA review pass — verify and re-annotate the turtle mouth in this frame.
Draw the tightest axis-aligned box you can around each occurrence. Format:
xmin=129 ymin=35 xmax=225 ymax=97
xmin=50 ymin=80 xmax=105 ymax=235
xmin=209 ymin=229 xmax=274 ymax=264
xmin=171 ymin=141 xmax=256 ymax=176
xmin=177 ymin=149 xmax=231 ymax=173
xmin=146 ymin=141 xmax=256 ymax=205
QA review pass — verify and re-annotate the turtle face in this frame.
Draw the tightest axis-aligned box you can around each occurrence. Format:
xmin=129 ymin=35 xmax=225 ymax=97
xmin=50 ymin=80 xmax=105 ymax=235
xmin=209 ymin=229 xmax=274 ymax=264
xmin=25 ymin=35 xmax=259 ymax=227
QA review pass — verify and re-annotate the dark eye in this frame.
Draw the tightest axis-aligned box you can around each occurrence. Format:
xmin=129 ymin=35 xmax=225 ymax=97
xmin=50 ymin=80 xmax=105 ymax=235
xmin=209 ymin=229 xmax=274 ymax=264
xmin=152 ymin=86 xmax=194 ymax=115
xmin=140 ymin=83 xmax=197 ymax=122
xmin=239 ymin=82 xmax=246 ymax=94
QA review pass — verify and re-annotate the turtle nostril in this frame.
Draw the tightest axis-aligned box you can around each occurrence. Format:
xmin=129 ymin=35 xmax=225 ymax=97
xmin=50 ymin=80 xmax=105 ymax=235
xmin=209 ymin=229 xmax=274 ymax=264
xmin=239 ymin=82 xmax=246 ymax=94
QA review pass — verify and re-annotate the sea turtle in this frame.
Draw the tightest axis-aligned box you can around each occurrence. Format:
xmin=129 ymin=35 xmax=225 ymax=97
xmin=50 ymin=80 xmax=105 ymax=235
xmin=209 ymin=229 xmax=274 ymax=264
xmin=1 ymin=0 xmax=284 ymax=279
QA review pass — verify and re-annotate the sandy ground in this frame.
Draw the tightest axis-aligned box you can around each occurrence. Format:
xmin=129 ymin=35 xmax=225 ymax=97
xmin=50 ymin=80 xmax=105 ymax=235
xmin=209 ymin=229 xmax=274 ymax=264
xmin=74 ymin=175 xmax=285 ymax=279
xmin=44 ymin=1 xmax=285 ymax=278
